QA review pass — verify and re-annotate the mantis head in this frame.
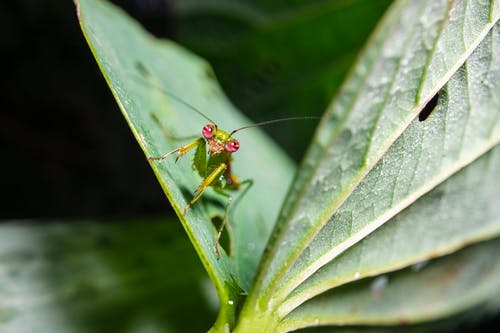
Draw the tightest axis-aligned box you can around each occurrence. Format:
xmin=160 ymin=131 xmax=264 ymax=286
xmin=202 ymin=124 xmax=240 ymax=154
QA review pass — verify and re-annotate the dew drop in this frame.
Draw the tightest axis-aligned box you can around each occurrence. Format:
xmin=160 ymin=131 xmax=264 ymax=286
xmin=371 ymin=275 xmax=389 ymax=299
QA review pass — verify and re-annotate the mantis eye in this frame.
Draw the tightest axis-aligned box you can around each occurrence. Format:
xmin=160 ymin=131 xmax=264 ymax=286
xmin=225 ymin=140 xmax=239 ymax=152
xmin=202 ymin=124 xmax=215 ymax=138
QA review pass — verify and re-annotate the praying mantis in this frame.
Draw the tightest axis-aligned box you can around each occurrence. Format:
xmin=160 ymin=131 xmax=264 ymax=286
xmin=140 ymin=63 xmax=317 ymax=258
xmin=148 ymin=111 xmax=250 ymax=259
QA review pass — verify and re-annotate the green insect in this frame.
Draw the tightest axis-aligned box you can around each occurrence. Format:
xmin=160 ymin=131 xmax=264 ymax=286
xmin=148 ymin=108 xmax=314 ymax=258
xmin=148 ymin=113 xmax=248 ymax=258
xmin=138 ymin=60 xmax=316 ymax=258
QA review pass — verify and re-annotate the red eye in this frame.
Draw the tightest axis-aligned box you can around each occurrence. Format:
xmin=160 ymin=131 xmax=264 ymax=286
xmin=225 ymin=140 xmax=239 ymax=152
xmin=202 ymin=124 xmax=215 ymax=138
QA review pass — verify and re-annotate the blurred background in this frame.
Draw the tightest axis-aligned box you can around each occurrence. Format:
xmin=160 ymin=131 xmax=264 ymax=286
xmin=1 ymin=0 xmax=499 ymax=332
xmin=1 ymin=0 xmax=390 ymax=220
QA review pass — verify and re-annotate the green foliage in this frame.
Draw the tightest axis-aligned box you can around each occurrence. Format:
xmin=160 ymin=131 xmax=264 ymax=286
xmin=76 ymin=0 xmax=297 ymax=329
xmin=3 ymin=0 xmax=495 ymax=332
xmin=0 ymin=220 xmax=215 ymax=332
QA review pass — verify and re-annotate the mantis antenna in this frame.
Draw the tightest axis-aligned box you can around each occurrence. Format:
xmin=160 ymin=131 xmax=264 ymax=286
xmin=229 ymin=116 xmax=320 ymax=136
xmin=134 ymin=61 xmax=217 ymax=125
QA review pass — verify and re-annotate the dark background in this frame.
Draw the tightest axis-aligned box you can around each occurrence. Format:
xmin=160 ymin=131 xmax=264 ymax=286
xmin=1 ymin=1 xmax=499 ymax=332
xmin=2 ymin=1 xmax=170 ymax=219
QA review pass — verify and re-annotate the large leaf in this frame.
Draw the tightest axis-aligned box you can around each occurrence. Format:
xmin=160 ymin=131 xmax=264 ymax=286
xmin=0 ymin=220 xmax=214 ymax=333
xmin=239 ymin=0 xmax=499 ymax=329
xmin=277 ymin=22 xmax=500 ymax=312
xmin=281 ymin=236 xmax=500 ymax=331
xmin=282 ymin=144 xmax=500 ymax=316
xmin=280 ymin=144 xmax=500 ymax=330
xmin=76 ymin=0 xmax=294 ymax=327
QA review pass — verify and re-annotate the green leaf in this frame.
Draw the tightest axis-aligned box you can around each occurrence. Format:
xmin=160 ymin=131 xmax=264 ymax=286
xmin=75 ymin=0 xmax=294 ymax=327
xmin=0 ymin=220 xmax=214 ymax=333
xmin=280 ymin=146 xmax=500 ymax=331
xmin=238 ymin=0 xmax=499 ymax=329
xmin=282 ymin=145 xmax=500 ymax=316
xmin=280 ymin=237 xmax=500 ymax=331
xmin=277 ymin=22 xmax=500 ymax=314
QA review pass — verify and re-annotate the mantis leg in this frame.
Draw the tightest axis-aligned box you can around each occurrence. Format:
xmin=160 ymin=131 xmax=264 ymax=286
xmin=182 ymin=163 xmax=227 ymax=215
xmin=148 ymin=137 xmax=204 ymax=162
xmin=212 ymin=189 xmax=232 ymax=259
xmin=213 ymin=179 xmax=254 ymax=259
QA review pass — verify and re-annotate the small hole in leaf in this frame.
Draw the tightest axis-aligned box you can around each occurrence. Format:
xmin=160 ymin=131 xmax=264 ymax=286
xmin=419 ymin=93 xmax=439 ymax=121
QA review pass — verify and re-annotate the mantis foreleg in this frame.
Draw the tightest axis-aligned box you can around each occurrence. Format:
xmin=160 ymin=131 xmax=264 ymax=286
xmin=183 ymin=163 xmax=227 ymax=215
xmin=148 ymin=138 xmax=204 ymax=162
